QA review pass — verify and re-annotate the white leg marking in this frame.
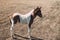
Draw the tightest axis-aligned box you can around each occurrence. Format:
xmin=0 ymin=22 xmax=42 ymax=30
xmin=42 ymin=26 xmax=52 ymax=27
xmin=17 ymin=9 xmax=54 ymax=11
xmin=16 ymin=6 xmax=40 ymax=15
xmin=28 ymin=26 xmax=31 ymax=40
xmin=10 ymin=19 xmax=14 ymax=40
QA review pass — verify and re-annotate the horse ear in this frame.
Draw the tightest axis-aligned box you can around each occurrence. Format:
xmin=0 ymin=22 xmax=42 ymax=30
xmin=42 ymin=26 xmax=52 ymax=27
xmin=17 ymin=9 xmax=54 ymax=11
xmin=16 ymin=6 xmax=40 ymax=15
xmin=36 ymin=6 xmax=39 ymax=8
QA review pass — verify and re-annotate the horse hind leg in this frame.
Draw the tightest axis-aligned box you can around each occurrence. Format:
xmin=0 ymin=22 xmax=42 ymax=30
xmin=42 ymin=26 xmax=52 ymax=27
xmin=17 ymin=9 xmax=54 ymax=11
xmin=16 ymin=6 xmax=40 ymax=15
xmin=10 ymin=24 xmax=14 ymax=40
xmin=10 ymin=19 xmax=14 ymax=40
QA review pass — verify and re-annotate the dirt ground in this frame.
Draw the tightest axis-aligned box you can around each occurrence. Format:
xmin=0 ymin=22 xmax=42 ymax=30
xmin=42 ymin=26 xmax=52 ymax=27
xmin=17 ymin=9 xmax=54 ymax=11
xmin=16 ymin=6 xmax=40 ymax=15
xmin=0 ymin=0 xmax=60 ymax=40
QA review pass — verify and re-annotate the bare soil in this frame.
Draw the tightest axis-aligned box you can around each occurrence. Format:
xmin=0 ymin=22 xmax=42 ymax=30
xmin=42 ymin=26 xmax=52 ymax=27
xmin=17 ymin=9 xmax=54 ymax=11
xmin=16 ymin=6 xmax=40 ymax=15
xmin=0 ymin=0 xmax=60 ymax=40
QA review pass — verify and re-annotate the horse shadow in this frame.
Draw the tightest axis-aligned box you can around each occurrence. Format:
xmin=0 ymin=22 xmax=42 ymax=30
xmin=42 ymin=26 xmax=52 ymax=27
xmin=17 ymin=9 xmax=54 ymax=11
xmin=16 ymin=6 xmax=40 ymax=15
xmin=13 ymin=33 xmax=43 ymax=40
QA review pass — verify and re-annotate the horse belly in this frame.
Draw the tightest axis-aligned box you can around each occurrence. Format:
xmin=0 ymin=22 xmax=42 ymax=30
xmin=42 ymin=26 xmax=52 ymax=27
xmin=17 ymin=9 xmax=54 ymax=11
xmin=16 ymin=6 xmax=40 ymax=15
xmin=21 ymin=19 xmax=27 ymax=24
xmin=20 ymin=17 xmax=30 ymax=24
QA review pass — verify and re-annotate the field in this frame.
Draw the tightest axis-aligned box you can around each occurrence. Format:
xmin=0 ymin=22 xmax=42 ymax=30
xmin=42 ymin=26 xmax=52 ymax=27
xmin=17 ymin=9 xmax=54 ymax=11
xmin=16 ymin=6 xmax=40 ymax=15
xmin=0 ymin=0 xmax=60 ymax=40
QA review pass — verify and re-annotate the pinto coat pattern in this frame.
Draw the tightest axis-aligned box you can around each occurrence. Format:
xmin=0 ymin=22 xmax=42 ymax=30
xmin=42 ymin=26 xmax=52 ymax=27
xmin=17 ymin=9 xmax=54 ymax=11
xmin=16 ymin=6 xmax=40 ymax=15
xmin=10 ymin=7 xmax=42 ymax=40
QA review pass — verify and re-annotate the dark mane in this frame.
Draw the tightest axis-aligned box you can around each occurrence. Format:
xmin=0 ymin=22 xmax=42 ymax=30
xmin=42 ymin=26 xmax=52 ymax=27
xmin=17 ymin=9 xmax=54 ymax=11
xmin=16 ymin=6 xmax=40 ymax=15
xmin=34 ymin=7 xmax=40 ymax=13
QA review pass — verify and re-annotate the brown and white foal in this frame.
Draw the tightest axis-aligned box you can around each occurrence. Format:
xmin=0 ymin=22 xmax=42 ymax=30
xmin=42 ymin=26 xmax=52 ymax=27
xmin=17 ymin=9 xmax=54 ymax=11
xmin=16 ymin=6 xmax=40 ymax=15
xmin=10 ymin=7 xmax=42 ymax=40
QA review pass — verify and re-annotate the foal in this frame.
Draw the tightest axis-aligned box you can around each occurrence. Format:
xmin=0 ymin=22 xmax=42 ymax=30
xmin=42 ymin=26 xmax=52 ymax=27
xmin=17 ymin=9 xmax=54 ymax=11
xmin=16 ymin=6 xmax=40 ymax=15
xmin=10 ymin=7 xmax=42 ymax=40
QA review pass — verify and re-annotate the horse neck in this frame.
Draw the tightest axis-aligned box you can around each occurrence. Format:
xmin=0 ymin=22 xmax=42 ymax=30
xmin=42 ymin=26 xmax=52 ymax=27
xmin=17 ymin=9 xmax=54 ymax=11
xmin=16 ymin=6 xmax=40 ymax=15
xmin=26 ymin=9 xmax=34 ymax=16
xmin=28 ymin=9 xmax=34 ymax=14
xmin=33 ymin=14 xmax=37 ymax=19
xmin=27 ymin=9 xmax=37 ymax=19
xmin=31 ymin=11 xmax=38 ymax=19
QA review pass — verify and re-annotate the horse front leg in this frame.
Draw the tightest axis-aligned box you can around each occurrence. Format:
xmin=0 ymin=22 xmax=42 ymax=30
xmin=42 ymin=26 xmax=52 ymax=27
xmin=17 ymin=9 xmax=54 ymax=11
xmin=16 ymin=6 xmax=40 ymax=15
xmin=28 ymin=17 xmax=33 ymax=40
xmin=28 ymin=24 xmax=31 ymax=40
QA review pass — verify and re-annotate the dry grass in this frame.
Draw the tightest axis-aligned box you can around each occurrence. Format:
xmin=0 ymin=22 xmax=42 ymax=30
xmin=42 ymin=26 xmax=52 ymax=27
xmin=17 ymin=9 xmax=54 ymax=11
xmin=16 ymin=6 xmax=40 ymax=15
xmin=0 ymin=0 xmax=60 ymax=40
